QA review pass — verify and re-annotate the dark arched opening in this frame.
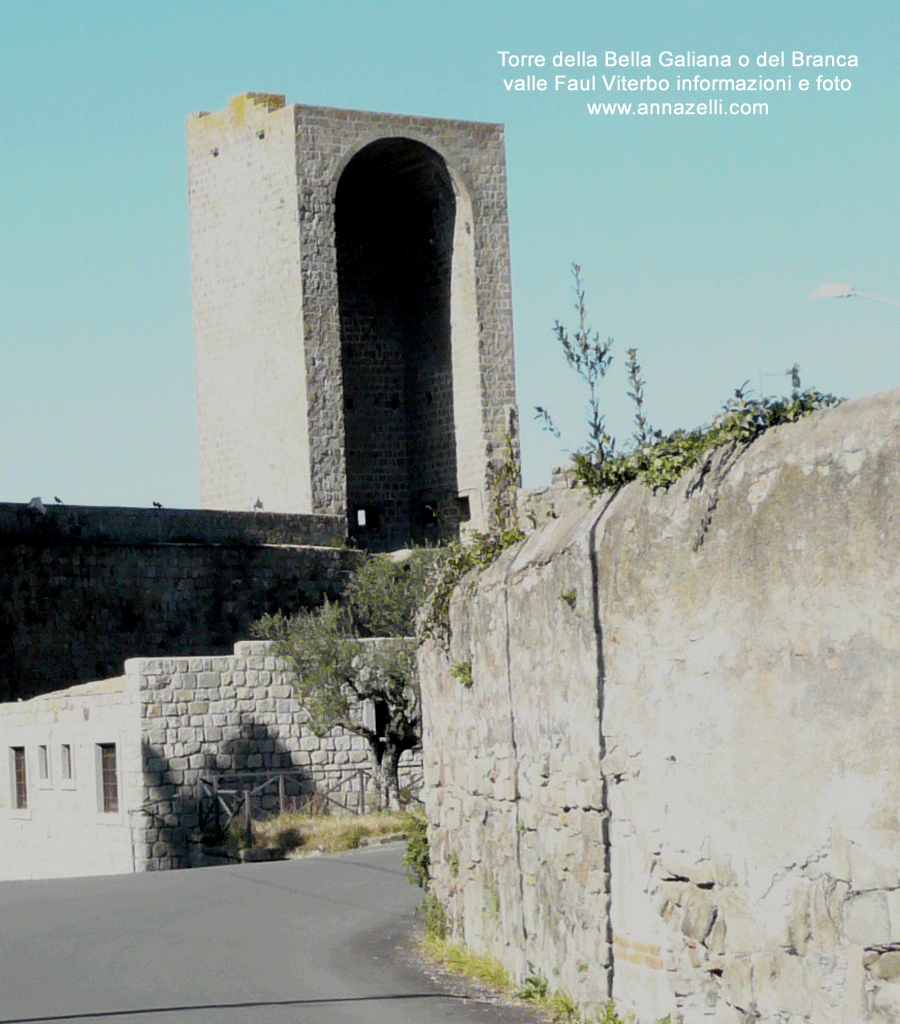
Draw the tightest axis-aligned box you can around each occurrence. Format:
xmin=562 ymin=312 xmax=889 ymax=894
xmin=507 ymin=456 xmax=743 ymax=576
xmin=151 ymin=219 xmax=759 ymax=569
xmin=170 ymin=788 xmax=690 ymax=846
xmin=336 ymin=139 xmax=459 ymax=549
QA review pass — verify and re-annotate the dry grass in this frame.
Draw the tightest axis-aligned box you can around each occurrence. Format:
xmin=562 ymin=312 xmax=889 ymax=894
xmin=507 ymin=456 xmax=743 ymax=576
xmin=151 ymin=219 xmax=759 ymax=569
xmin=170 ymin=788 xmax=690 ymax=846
xmin=419 ymin=934 xmax=598 ymax=1022
xmin=249 ymin=810 xmax=409 ymax=856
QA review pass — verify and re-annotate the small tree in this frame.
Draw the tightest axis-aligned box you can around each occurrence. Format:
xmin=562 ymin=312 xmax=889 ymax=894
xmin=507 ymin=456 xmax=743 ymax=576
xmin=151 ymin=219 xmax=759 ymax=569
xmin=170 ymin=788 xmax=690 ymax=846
xmin=254 ymin=550 xmax=440 ymax=808
xmin=535 ymin=263 xmax=616 ymax=467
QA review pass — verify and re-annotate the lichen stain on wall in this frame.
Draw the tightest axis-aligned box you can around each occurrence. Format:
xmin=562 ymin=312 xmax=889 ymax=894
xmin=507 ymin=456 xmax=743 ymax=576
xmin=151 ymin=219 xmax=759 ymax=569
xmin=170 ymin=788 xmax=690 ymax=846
xmin=421 ymin=387 xmax=900 ymax=1023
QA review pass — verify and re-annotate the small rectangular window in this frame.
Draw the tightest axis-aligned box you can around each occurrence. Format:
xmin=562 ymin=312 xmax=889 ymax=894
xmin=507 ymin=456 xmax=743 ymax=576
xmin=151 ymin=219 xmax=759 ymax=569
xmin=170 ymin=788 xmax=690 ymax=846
xmin=12 ymin=747 xmax=27 ymax=810
xmin=61 ymin=744 xmax=72 ymax=780
xmin=99 ymin=744 xmax=118 ymax=813
xmin=38 ymin=745 xmax=49 ymax=781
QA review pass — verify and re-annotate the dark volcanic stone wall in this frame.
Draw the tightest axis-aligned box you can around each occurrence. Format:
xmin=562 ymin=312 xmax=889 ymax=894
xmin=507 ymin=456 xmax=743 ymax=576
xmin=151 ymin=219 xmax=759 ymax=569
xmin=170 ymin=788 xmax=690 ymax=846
xmin=0 ymin=504 xmax=360 ymax=701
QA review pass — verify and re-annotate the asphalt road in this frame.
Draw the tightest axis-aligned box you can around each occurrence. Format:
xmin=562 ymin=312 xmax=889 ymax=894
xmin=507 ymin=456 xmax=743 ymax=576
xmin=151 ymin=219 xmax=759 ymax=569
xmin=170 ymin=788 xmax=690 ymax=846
xmin=0 ymin=844 xmax=547 ymax=1024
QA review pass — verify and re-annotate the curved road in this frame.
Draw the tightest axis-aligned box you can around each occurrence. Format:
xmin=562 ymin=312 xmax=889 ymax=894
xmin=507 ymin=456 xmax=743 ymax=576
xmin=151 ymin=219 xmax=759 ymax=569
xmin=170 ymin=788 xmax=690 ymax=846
xmin=0 ymin=845 xmax=546 ymax=1024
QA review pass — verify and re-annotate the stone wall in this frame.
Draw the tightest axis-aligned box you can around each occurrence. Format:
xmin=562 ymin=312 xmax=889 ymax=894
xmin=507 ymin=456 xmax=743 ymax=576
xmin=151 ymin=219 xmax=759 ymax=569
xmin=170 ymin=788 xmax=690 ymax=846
xmin=0 ymin=503 xmax=360 ymax=700
xmin=421 ymin=388 xmax=900 ymax=1023
xmin=132 ymin=640 xmax=386 ymax=872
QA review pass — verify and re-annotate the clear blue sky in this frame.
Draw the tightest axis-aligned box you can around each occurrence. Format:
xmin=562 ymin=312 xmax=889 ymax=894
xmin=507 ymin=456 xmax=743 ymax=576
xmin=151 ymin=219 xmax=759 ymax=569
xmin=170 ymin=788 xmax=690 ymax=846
xmin=1 ymin=0 xmax=897 ymax=507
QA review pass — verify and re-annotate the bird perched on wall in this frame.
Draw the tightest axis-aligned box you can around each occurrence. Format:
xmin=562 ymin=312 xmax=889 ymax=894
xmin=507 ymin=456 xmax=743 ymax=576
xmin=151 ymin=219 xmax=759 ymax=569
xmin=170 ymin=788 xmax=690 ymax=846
xmin=152 ymin=501 xmax=163 ymax=509
xmin=252 ymin=497 xmax=263 ymax=511
xmin=27 ymin=497 xmax=46 ymax=514
xmin=54 ymin=496 xmax=63 ymax=504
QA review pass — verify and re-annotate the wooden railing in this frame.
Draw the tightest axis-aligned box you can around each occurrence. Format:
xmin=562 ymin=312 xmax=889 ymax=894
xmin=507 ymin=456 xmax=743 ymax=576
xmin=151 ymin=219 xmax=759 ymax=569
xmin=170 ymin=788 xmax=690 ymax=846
xmin=197 ymin=759 xmax=423 ymax=840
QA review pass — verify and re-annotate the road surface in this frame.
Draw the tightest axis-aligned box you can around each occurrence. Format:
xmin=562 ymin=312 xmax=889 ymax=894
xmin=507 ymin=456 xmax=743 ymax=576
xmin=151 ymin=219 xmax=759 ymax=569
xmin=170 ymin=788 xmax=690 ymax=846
xmin=0 ymin=844 xmax=547 ymax=1024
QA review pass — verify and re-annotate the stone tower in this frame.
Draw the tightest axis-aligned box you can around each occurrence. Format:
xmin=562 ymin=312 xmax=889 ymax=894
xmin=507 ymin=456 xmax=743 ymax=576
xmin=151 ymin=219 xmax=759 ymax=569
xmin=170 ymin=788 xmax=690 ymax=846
xmin=187 ymin=93 xmax=518 ymax=548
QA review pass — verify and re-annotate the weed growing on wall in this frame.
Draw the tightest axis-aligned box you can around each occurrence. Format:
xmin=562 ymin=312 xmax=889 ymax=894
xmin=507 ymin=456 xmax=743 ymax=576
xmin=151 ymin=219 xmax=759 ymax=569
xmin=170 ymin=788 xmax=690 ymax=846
xmin=422 ymin=436 xmax=525 ymax=642
xmin=625 ymin=346 xmax=654 ymax=446
xmin=536 ymin=264 xmax=616 ymax=467
xmin=402 ymin=811 xmax=431 ymax=889
xmin=487 ymin=431 xmax=525 ymax=541
xmin=417 ymin=893 xmax=448 ymax=940
xmin=519 ymin=973 xmax=548 ymax=1000
xmin=538 ymin=267 xmax=843 ymax=496
xmin=482 ymin=872 xmax=501 ymax=921
xmin=577 ymin=369 xmax=842 ymax=495
xmin=452 ymin=661 xmax=474 ymax=688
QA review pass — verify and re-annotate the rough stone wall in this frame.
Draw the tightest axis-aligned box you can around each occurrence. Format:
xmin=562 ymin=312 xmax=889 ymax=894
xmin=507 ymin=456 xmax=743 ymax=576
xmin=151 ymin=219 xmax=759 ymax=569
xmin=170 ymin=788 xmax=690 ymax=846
xmin=131 ymin=640 xmax=383 ymax=872
xmin=421 ymin=388 xmax=900 ymax=1023
xmin=421 ymin=506 xmax=611 ymax=1010
xmin=188 ymin=94 xmax=518 ymax=546
xmin=0 ymin=503 xmax=360 ymax=700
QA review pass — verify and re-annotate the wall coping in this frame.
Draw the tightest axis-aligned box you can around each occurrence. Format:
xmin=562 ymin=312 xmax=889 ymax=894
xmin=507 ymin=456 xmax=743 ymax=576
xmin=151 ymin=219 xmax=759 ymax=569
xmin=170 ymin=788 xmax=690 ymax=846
xmin=0 ymin=503 xmax=346 ymax=547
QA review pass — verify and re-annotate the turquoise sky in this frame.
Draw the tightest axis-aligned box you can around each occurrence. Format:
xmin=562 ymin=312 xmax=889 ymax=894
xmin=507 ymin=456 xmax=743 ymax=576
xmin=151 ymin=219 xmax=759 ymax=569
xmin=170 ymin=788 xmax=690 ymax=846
xmin=1 ymin=0 xmax=897 ymax=506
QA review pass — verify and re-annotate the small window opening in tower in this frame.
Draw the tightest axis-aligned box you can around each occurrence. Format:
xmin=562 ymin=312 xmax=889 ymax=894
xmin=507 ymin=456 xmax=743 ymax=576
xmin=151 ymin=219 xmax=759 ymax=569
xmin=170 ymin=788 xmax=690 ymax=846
xmin=353 ymin=506 xmax=381 ymax=533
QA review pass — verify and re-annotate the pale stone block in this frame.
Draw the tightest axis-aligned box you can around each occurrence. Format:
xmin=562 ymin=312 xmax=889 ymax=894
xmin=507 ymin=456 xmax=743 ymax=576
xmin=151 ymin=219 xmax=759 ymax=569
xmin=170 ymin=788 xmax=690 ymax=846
xmin=844 ymin=891 xmax=891 ymax=945
xmin=849 ymin=838 xmax=900 ymax=891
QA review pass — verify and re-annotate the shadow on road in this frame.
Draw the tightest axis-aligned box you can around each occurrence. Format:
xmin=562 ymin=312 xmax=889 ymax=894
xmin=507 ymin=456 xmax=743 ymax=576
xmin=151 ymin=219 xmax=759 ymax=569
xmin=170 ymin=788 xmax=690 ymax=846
xmin=1 ymin=992 xmax=465 ymax=1024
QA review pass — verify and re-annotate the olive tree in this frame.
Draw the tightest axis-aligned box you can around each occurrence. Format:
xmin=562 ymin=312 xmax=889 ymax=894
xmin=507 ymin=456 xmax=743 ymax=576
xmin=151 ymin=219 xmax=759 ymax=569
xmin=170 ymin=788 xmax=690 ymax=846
xmin=254 ymin=549 xmax=439 ymax=808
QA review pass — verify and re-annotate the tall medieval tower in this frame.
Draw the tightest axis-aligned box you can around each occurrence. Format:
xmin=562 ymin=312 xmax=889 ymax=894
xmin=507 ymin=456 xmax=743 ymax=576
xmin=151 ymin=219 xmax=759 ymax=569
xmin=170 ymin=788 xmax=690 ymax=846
xmin=187 ymin=93 xmax=518 ymax=548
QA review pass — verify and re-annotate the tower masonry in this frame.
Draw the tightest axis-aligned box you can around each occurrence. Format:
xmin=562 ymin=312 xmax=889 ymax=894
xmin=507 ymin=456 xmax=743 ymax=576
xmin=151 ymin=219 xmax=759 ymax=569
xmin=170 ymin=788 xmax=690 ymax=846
xmin=187 ymin=92 xmax=518 ymax=548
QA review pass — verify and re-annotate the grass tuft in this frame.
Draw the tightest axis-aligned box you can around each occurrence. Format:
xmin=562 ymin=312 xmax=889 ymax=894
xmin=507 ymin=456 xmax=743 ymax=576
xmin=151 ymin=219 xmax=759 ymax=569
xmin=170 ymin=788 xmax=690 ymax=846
xmin=422 ymin=935 xmax=511 ymax=989
xmin=419 ymin=935 xmax=620 ymax=1021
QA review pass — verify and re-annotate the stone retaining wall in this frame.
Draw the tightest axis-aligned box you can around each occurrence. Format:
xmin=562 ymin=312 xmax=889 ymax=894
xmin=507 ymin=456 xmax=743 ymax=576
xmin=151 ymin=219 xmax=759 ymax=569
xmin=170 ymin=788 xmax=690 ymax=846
xmin=133 ymin=640 xmax=381 ymax=871
xmin=421 ymin=388 xmax=900 ymax=1023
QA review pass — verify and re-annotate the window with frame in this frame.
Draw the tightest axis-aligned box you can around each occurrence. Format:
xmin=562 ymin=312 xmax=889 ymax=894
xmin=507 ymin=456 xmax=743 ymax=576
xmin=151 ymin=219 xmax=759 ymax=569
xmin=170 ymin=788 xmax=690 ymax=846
xmin=60 ymin=744 xmax=72 ymax=780
xmin=98 ymin=744 xmax=118 ymax=813
xmin=38 ymin=745 xmax=49 ymax=781
xmin=12 ymin=747 xmax=27 ymax=810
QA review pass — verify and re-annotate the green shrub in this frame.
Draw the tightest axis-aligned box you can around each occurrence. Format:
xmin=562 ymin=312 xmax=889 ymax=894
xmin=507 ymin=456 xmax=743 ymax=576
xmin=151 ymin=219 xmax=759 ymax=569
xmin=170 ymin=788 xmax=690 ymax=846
xmin=547 ymin=990 xmax=580 ymax=1022
xmin=272 ymin=825 xmax=302 ymax=853
xmin=596 ymin=1000 xmax=632 ymax=1024
xmin=519 ymin=974 xmax=548 ymax=1001
xmin=416 ymin=893 xmax=447 ymax=940
xmin=402 ymin=812 xmax=430 ymax=889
